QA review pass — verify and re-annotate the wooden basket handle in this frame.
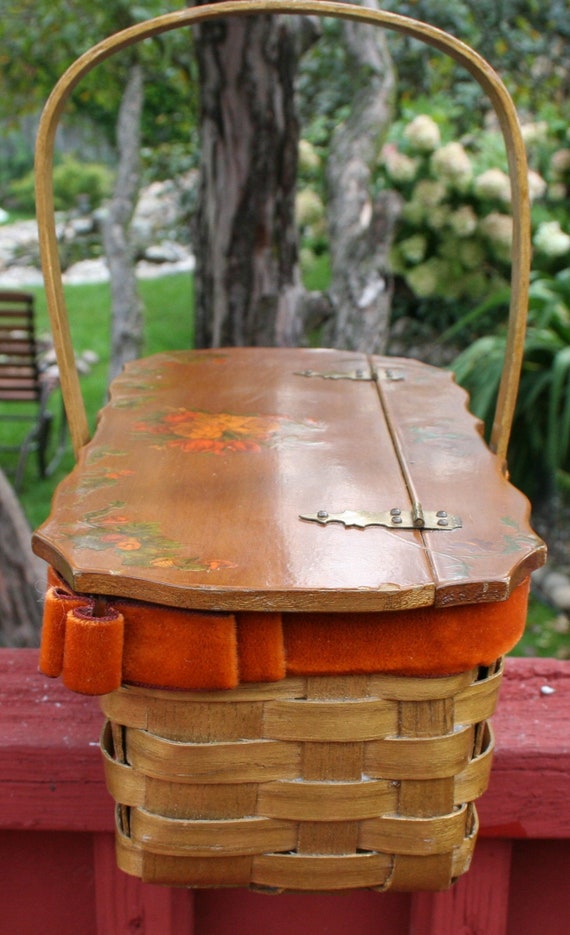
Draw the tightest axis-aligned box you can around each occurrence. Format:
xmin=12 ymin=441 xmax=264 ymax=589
xmin=35 ymin=0 xmax=530 ymax=466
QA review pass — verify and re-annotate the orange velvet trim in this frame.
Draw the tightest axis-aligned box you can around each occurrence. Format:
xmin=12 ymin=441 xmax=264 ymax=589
xmin=237 ymin=612 xmax=286 ymax=682
xmin=41 ymin=574 xmax=239 ymax=692
xmin=40 ymin=568 xmax=530 ymax=693
xmin=113 ymin=598 xmax=239 ymax=691
xmin=62 ymin=606 xmax=124 ymax=695
xmin=283 ymin=578 xmax=530 ymax=678
xmin=39 ymin=587 xmax=93 ymax=678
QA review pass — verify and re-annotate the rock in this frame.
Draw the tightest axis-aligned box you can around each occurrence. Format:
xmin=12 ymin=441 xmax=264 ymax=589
xmin=63 ymin=258 xmax=109 ymax=284
xmin=548 ymin=584 xmax=570 ymax=611
xmin=136 ymin=255 xmax=195 ymax=279
xmin=533 ymin=565 xmax=570 ymax=611
xmin=144 ymin=241 xmax=189 ymax=264
xmin=0 ymin=175 xmax=196 ymax=288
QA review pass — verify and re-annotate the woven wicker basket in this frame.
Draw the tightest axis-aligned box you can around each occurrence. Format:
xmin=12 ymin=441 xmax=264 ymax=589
xmin=100 ymin=662 xmax=501 ymax=891
xmin=33 ymin=0 xmax=543 ymax=895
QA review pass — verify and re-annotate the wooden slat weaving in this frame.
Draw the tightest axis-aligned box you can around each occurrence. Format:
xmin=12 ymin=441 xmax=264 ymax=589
xmin=100 ymin=662 xmax=501 ymax=891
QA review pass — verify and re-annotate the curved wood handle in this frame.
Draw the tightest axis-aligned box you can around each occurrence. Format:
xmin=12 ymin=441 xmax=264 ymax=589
xmin=35 ymin=0 xmax=530 ymax=465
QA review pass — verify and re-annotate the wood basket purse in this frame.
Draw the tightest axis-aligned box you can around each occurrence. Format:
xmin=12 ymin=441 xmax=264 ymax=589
xmin=33 ymin=1 xmax=546 ymax=892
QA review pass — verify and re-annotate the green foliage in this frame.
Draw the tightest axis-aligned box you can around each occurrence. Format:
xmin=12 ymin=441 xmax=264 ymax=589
xmin=0 ymin=126 xmax=34 ymax=196
xmin=511 ymin=594 xmax=569 ymax=659
xmin=381 ymin=1 xmax=570 ymax=116
xmin=452 ymin=270 xmax=570 ymax=500
xmin=9 ymin=155 xmax=114 ymax=213
xmin=0 ymin=0 xmax=197 ymax=170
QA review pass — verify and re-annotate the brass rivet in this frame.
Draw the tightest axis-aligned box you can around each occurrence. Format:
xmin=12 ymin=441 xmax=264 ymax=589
xmin=436 ymin=511 xmax=448 ymax=518
xmin=438 ymin=518 xmax=449 ymax=527
xmin=317 ymin=510 xmax=329 ymax=519
xmin=390 ymin=508 xmax=401 ymax=516
xmin=392 ymin=515 xmax=403 ymax=524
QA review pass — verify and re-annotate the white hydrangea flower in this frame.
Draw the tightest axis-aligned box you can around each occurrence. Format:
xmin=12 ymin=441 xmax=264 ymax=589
xmin=298 ymin=139 xmax=321 ymax=173
xmin=402 ymin=200 xmax=425 ymax=225
xmin=399 ymin=234 xmax=428 ymax=264
xmin=405 ymin=259 xmax=443 ymax=298
xmin=430 ymin=142 xmax=472 ymax=189
xmin=474 ymin=168 xmax=511 ymax=202
xmin=533 ymin=220 xmax=570 ymax=257
xmin=413 ymin=179 xmax=447 ymax=208
xmin=548 ymin=182 xmax=567 ymax=202
xmin=458 ymin=240 xmax=485 ymax=270
xmin=479 ymin=212 xmax=513 ymax=248
xmin=382 ymin=144 xmax=418 ymax=182
xmin=550 ymin=149 xmax=570 ymax=178
xmin=403 ymin=114 xmax=441 ymax=152
xmin=520 ymin=121 xmax=548 ymax=144
xmin=528 ymin=169 xmax=547 ymax=202
xmin=295 ymin=188 xmax=324 ymax=226
xmin=449 ymin=205 xmax=478 ymax=237
xmin=426 ymin=205 xmax=451 ymax=230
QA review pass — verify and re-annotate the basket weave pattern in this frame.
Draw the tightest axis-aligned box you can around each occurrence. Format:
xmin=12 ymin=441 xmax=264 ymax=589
xmin=100 ymin=660 xmax=502 ymax=891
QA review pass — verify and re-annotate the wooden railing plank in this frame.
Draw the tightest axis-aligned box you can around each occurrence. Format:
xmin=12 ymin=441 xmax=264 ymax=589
xmin=0 ymin=650 xmax=568 ymax=935
xmin=0 ymin=649 xmax=112 ymax=831
xmin=409 ymin=840 xmax=512 ymax=935
xmin=94 ymin=833 xmax=194 ymax=935
xmin=478 ymin=657 xmax=570 ymax=838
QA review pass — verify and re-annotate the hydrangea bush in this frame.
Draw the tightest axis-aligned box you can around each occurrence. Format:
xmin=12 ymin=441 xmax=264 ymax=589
xmin=378 ymin=108 xmax=570 ymax=321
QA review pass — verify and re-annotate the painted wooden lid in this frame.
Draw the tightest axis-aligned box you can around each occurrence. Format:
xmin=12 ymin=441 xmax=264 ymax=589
xmin=32 ymin=347 xmax=545 ymax=611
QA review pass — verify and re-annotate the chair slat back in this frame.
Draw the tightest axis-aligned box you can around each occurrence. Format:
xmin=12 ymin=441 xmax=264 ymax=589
xmin=0 ymin=291 xmax=41 ymax=402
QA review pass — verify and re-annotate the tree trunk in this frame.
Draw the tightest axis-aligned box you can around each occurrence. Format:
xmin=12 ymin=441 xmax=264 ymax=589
xmin=193 ymin=10 xmax=304 ymax=347
xmin=322 ymin=1 xmax=399 ymax=353
xmin=103 ymin=63 xmax=144 ymax=383
xmin=0 ymin=469 xmax=44 ymax=646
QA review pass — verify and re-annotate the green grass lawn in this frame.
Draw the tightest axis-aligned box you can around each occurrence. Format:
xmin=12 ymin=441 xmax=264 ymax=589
xmin=1 ymin=269 xmax=565 ymax=660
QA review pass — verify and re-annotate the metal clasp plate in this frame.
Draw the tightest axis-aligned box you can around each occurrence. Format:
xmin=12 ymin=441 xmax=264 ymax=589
xmin=299 ymin=506 xmax=462 ymax=531
xmin=295 ymin=368 xmax=405 ymax=382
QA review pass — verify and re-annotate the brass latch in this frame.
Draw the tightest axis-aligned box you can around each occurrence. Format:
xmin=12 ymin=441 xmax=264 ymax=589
xmin=300 ymin=505 xmax=462 ymax=530
xmin=295 ymin=368 xmax=404 ymax=382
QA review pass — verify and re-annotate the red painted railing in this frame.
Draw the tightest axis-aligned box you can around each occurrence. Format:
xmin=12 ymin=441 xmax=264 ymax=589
xmin=1 ymin=650 xmax=568 ymax=935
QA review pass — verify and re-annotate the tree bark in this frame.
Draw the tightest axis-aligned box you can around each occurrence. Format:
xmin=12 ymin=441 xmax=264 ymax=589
xmin=193 ymin=10 xmax=305 ymax=347
xmin=103 ymin=63 xmax=145 ymax=383
xmin=193 ymin=1 xmax=398 ymax=352
xmin=322 ymin=0 xmax=399 ymax=353
xmin=0 ymin=469 xmax=44 ymax=646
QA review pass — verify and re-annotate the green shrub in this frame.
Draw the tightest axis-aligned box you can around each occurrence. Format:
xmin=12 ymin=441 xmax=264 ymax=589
xmin=374 ymin=100 xmax=570 ymax=339
xmin=452 ymin=270 xmax=570 ymax=502
xmin=9 ymin=154 xmax=114 ymax=213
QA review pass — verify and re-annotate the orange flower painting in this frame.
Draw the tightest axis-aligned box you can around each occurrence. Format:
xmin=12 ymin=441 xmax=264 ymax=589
xmin=58 ymin=503 xmax=237 ymax=573
xmin=133 ymin=408 xmax=321 ymax=454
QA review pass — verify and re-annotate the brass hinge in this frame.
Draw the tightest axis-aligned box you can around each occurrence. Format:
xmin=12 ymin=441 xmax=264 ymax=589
xmin=299 ymin=505 xmax=462 ymax=531
xmin=295 ymin=367 xmax=404 ymax=382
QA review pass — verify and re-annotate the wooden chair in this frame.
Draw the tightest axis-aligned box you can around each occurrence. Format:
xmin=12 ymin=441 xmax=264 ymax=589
xmin=32 ymin=1 xmax=546 ymax=894
xmin=0 ymin=289 xmax=66 ymax=489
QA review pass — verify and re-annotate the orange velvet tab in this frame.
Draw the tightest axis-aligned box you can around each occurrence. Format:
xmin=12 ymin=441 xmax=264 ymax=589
xmin=283 ymin=578 xmax=530 ymax=678
xmin=41 ymin=573 xmax=239 ymax=692
xmin=39 ymin=586 xmax=92 ymax=678
xmin=237 ymin=612 xmax=286 ymax=682
xmin=113 ymin=598 xmax=239 ymax=691
xmin=62 ymin=606 xmax=124 ymax=695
